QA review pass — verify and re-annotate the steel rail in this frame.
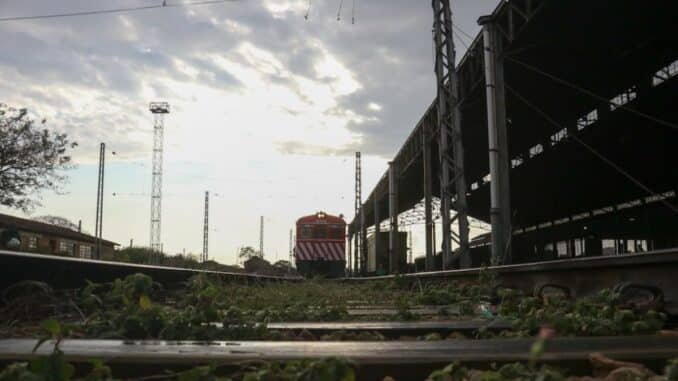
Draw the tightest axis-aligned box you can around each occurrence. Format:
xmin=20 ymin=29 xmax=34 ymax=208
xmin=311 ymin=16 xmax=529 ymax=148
xmin=1 ymin=336 xmax=676 ymax=379
xmin=0 ymin=250 xmax=299 ymax=290
xmin=342 ymin=249 xmax=678 ymax=314
xmin=266 ymin=320 xmax=512 ymax=337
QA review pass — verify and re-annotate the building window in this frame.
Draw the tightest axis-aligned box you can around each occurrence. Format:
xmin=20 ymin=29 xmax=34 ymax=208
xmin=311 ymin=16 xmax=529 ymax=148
xmin=58 ymin=240 xmax=73 ymax=254
xmin=79 ymin=245 xmax=92 ymax=259
xmin=602 ymin=239 xmax=616 ymax=255
xmin=544 ymin=243 xmax=554 ymax=256
xmin=556 ymin=241 xmax=569 ymax=258
xmin=574 ymin=239 xmax=585 ymax=257
xmin=28 ymin=236 xmax=38 ymax=250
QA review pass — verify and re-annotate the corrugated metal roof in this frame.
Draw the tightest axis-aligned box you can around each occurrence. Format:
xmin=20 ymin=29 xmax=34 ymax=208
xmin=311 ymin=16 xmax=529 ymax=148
xmin=0 ymin=213 xmax=118 ymax=246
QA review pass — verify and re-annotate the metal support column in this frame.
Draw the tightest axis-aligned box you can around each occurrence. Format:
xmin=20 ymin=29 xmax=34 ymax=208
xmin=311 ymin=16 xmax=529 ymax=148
xmin=374 ymin=197 xmax=380 ymax=273
xmin=388 ymin=162 xmax=400 ymax=274
xmin=289 ymin=228 xmax=294 ymax=274
xmin=259 ymin=216 xmax=264 ymax=258
xmin=422 ymin=124 xmax=434 ymax=270
xmin=347 ymin=232 xmax=352 ymax=274
xmin=95 ymin=142 xmax=105 ymax=260
xmin=479 ymin=15 xmax=512 ymax=265
xmin=360 ymin=208 xmax=367 ymax=276
xmin=354 ymin=152 xmax=362 ymax=275
xmin=432 ymin=0 xmax=470 ymax=269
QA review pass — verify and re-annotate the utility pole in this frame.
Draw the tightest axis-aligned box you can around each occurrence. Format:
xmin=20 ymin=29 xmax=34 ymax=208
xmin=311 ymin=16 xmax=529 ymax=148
xmin=388 ymin=161 xmax=399 ymax=274
xmin=432 ymin=0 xmax=470 ymax=269
xmin=289 ymin=228 xmax=293 ymax=273
xmin=94 ymin=142 xmax=105 ymax=260
xmin=354 ymin=152 xmax=361 ymax=275
xmin=408 ymin=228 xmax=413 ymax=266
xmin=423 ymin=123 xmax=434 ymax=270
xmin=374 ymin=196 xmax=380 ymax=273
xmin=203 ymin=191 xmax=209 ymax=262
xmin=149 ymin=102 xmax=169 ymax=264
xmin=479 ymin=15 xmax=512 ymax=265
xmin=259 ymin=216 xmax=264 ymax=258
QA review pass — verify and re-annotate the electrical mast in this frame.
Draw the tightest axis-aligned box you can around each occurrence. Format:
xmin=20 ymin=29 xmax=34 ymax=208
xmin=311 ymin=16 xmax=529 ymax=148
xmin=289 ymin=228 xmax=293 ymax=263
xmin=354 ymin=152 xmax=362 ymax=274
xmin=149 ymin=102 xmax=169 ymax=262
xmin=432 ymin=0 xmax=470 ymax=269
xmin=94 ymin=142 xmax=105 ymax=260
xmin=259 ymin=216 xmax=264 ymax=258
xmin=203 ymin=191 xmax=209 ymax=262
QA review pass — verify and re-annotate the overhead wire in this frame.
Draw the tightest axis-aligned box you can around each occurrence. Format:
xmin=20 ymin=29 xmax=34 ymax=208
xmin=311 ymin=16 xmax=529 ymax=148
xmin=336 ymin=0 xmax=344 ymax=21
xmin=452 ymin=22 xmax=475 ymax=42
xmin=504 ymin=83 xmax=678 ymax=216
xmin=453 ymin=32 xmax=469 ymax=52
xmin=505 ymin=56 xmax=678 ymax=132
xmin=0 ymin=0 xmax=238 ymax=22
xmin=451 ymin=19 xmax=678 ymax=215
xmin=451 ymin=21 xmax=678 ymax=132
xmin=304 ymin=0 xmax=311 ymax=20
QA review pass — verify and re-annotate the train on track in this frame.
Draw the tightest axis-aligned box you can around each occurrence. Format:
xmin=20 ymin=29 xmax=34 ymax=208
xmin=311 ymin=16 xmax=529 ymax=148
xmin=293 ymin=211 xmax=346 ymax=278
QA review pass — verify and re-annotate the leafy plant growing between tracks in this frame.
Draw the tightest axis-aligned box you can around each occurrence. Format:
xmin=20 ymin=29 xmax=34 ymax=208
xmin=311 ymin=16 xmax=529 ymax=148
xmin=0 ymin=272 xmax=669 ymax=341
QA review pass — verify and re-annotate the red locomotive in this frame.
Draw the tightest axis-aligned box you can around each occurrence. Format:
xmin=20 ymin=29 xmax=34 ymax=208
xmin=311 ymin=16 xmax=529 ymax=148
xmin=294 ymin=211 xmax=346 ymax=278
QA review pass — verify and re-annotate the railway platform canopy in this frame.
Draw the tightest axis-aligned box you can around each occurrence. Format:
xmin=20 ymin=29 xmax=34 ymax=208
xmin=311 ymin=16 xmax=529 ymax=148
xmin=349 ymin=0 xmax=678 ymax=268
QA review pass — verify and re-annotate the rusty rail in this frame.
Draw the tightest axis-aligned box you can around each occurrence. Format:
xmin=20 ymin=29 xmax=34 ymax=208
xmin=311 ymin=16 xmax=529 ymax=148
xmin=1 ymin=336 xmax=676 ymax=379
xmin=344 ymin=249 xmax=678 ymax=314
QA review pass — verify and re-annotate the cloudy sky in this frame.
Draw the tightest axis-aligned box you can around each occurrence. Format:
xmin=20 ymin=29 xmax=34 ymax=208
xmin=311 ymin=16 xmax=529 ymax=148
xmin=0 ymin=0 xmax=496 ymax=264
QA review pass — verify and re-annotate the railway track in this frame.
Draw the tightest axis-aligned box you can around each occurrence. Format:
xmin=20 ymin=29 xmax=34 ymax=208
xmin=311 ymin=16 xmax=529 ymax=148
xmin=2 ymin=249 xmax=678 ymax=379
xmin=0 ymin=250 xmax=298 ymax=290
xmin=3 ymin=248 xmax=677 ymax=313
xmin=346 ymin=249 xmax=678 ymax=315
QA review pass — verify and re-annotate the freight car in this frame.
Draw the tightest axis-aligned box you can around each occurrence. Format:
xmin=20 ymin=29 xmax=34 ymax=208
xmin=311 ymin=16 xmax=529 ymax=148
xmin=293 ymin=211 xmax=346 ymax=278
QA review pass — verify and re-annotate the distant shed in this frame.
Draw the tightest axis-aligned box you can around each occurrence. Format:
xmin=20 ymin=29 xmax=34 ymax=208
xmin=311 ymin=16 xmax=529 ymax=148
xmin=0 ymin=213 xmax=118 ymax=258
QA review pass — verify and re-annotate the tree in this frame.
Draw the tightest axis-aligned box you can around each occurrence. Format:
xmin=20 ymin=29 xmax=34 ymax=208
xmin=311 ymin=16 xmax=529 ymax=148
xmin=238 ymin=246 xmax=261 ymax=263
xmin=243 ymin=256 xmax=272 ymax=274
xmin=33 ymin=215 xmax=87 ymax=233
xmin=0 ymin=104 xmax=77 ymax=211
xmin=273 ymin=260 xmax=293 ymax=270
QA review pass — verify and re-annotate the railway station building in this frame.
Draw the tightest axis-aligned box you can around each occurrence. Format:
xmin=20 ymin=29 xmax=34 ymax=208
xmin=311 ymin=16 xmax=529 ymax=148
xmin=0 ymin=213 xmax=118 ymax=258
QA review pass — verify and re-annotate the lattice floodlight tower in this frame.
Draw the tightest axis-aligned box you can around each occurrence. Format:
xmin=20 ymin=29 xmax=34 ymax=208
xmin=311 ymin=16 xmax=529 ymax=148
xmin=354 ymin=152 xmax=362 ymax=274
xmin=149 ymin=102 xmax=169 ymax=258
xmin=203 ymin=191 xmax=209 ymax=262
xmin=432 ymin=0 xmax=470 ymax=269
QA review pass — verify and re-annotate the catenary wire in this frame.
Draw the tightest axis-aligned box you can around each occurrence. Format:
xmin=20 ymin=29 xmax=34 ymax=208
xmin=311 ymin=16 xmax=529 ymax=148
xmin=453 ymin=32 xmax=469 ymax=51
xmin=505 ymin=56 xmax=678 ymax=132
xmin=450 ymin=21 xmax=678 ymax=132
xmin=304 ymin=0 xmax=311 ymax=20
xmin=0 ymin=0 xmax=238 ymax=22
xmin=452 ymin=22 xmax=475 ymax=42
xmin=505 ymin=83 xmax=678 ymax=216
xmin=337 ymin=0 xmax=344 ymax=21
